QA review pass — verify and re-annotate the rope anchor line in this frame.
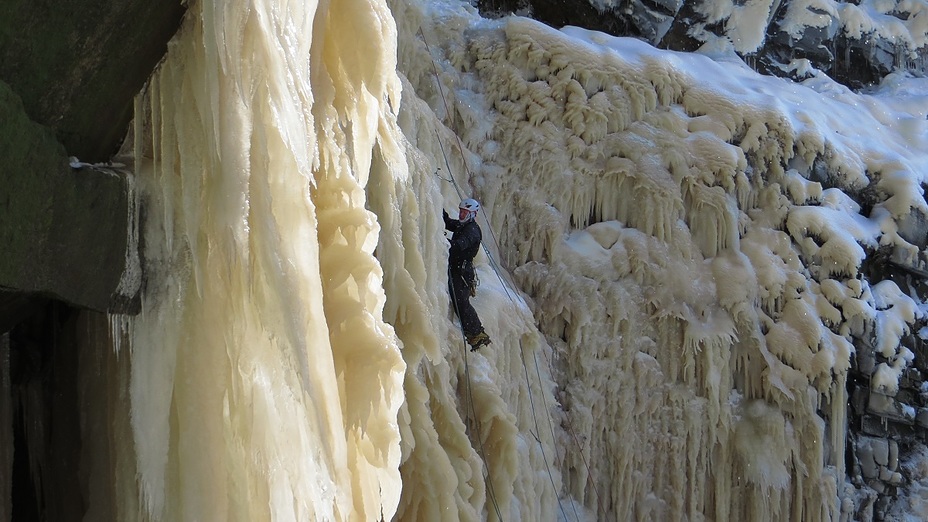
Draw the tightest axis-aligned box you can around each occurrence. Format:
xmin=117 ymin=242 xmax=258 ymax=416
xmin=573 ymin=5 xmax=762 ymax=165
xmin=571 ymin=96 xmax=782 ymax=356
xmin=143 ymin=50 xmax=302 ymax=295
xmin=434 ymin=167 xmax=455 ymax=183
xmin=420 ymin=25 xmax=599 ymax=522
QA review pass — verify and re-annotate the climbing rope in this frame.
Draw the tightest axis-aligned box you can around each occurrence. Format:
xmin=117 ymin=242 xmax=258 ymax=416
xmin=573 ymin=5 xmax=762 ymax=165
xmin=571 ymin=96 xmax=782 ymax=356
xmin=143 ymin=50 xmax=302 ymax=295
xmin=518 ymin=335 xmax=574 ymax=522
xmin=534 ymin=349 xmax=607 ymax=519
xmin=419 ymin=27 xmax=580 ymax=520
xmin=419 ymin=26 xmax=597 ymax=521
xmin=449 ymin=265 xmax=506 ymax=521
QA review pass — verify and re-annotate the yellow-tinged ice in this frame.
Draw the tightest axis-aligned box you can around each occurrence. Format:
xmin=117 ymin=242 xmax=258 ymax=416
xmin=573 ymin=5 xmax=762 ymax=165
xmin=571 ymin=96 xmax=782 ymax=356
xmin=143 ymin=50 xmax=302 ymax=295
xmin=125 ymin=0 xmax=406 ymax=519
xmin=86 ymin=0 xmax=924 ymax=520
xmin=390 ymin=5 xmax=906 ymax=520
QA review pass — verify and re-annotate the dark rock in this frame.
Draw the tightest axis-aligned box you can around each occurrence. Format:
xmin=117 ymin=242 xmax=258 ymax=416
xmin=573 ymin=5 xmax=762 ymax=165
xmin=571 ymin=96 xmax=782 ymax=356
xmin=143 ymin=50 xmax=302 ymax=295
xmin=0 ymin=74 xmax=139 ymax=316
xmin=862 ymin=414 xmax=889 ymax=438
xmin=872 ymin=437 xmax=889 ymax=466
xmin=478 ymin=0 xmax=639 ymax=39
xmin=0 ymin=291 xmax=47 ymax=336
xmin=914 ymin=337 xmax=928 ymax=373
xmin=859 ymin=352 xmax=876 ymax=375
xmin=0 ymin=0 xmax=184 ymax=319
xmin=868 ymin=391 xmax=916 ymax=425
xmin=895 ymin=388 xmax=917 ymax=406
xmin=857 ymin=437 xmax=878 ymax=478
xmin=762 ymin=3 xmax=841 ymax=73
xmin=899 ymin=368 xmax=922 ymax=391
xmin=628 ymin=0 xmax=684 ymax=44
xmin=475 ymin=0 xmax=928 ymax=91
xmin=851 ymin=385 xmax=869 ymax=415
xmin=917 ymin=408 xmax=928 ymax=429
xmin=0 ymin=0 xmax=186 ymax=161
xmin=896 ymin=209 xmax=928 ymax=250
xmin=888 ymin=440 xmax=898 ymax=472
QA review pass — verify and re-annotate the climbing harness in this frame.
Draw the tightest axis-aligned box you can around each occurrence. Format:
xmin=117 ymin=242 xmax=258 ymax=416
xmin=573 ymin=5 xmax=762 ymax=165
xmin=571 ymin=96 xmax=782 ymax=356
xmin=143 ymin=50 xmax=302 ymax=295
xmin=468 ymin=270 xmax=479 ymax=297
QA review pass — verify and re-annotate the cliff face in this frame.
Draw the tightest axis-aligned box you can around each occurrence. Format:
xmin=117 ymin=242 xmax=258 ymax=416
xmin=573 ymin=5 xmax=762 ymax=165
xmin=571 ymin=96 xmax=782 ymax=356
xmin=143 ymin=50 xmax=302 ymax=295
xmin=0 ymin=0 xmax=186 ymax=161
xmin=478 ymin=0 xmax=928 ymax=89
xmin=3 ymin=0 xmax=928 ymax=520
xmin=0 ymin=0 xmax=186 ymax=314
xmin=0 ymin=2 xmax=184 ymax=520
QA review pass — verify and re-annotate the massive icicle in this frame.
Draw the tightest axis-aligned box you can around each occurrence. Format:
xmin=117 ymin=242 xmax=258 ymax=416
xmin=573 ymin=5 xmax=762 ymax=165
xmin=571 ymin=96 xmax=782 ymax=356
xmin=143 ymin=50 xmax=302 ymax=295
xmin=123 ymin=0 xmax=407 ymax=519
xmin=75 ymin=0 xmax=928 ymax=520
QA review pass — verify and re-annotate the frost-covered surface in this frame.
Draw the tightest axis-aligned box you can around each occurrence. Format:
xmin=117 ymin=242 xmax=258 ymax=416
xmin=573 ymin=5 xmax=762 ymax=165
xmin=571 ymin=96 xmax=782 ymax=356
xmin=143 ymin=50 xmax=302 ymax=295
xmin=888 ymin=445 xmax=928 ymax=520
xmin=119 ymin=0 xmax=407 ymax=519
xmin=87 ymin=0 xmax=928 ymax=520
xmin=584 ymin=0 xmax=928 ymax=56
xmin=663 ymin=0 xmax=928 ymax=56
xmin=395 ymin=0 xmax=928 ymax=519
xmin=545 ymin=0 xmax=928 ymax=88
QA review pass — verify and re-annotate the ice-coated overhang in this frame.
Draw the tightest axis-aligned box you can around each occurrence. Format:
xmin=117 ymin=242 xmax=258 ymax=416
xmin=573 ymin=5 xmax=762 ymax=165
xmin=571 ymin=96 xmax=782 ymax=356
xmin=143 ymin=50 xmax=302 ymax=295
xmin=0 ymin=0 xmax=186 ymax=320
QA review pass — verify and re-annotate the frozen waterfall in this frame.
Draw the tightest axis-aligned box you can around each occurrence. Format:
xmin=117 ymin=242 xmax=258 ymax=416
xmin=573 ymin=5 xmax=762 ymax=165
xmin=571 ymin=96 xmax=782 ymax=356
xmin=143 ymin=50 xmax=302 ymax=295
xmin=86 ymin=0 xmax=928 ymax=520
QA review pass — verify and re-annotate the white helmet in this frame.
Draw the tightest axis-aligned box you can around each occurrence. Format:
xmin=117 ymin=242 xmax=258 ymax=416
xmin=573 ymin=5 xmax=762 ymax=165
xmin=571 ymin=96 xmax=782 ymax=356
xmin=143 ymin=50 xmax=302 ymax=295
xmin=459 ymin=198 xmax=480 ymax=212
xmin=459 ymin=198 xmax=480 ymax=222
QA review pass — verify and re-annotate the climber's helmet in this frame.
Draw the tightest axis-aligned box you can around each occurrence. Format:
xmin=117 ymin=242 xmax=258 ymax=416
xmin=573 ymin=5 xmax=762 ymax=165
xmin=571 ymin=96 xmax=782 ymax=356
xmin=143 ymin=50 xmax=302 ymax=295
xmin=459 ymin=198 xmax=480 ymax=222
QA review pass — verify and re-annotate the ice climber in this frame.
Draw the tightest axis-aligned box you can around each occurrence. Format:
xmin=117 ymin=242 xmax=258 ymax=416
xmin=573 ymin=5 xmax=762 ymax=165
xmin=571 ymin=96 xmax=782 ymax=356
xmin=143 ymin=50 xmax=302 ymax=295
xmin=443 ymin=198 xmax=491 ymax=351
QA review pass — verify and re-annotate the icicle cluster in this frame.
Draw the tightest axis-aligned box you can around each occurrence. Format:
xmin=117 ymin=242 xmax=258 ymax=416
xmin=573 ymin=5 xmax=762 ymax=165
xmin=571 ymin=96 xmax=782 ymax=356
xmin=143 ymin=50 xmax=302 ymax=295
xmin=395 ymin=3 xmax=926 ymax=520
xmin=114 ymin=0 xmax=408 ymax=519
xmin=76 ymin=0 xmax=928 ymax=520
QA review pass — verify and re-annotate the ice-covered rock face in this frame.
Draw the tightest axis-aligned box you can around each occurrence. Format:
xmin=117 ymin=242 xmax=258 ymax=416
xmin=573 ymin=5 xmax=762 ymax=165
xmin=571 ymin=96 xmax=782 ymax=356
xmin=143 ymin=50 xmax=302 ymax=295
xmin=9 ymin=0 xmax=928 ymax=520
xmin=396 ymin=0 xmax=928 ymax=517
xmin=476 ymin=0 xmax=928 ymax=88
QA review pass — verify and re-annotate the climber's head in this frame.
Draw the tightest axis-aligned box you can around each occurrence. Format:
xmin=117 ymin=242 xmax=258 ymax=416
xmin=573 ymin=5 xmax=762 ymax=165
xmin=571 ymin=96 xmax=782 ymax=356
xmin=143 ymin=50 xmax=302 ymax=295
xmin=458 ymin=198 xmax=480 ymax=222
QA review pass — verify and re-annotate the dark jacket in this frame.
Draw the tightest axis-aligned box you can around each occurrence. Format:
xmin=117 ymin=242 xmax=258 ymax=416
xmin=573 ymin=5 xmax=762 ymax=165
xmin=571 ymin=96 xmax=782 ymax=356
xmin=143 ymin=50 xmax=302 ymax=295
xmin=443 ymin=212 xmax=482 ymax=274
